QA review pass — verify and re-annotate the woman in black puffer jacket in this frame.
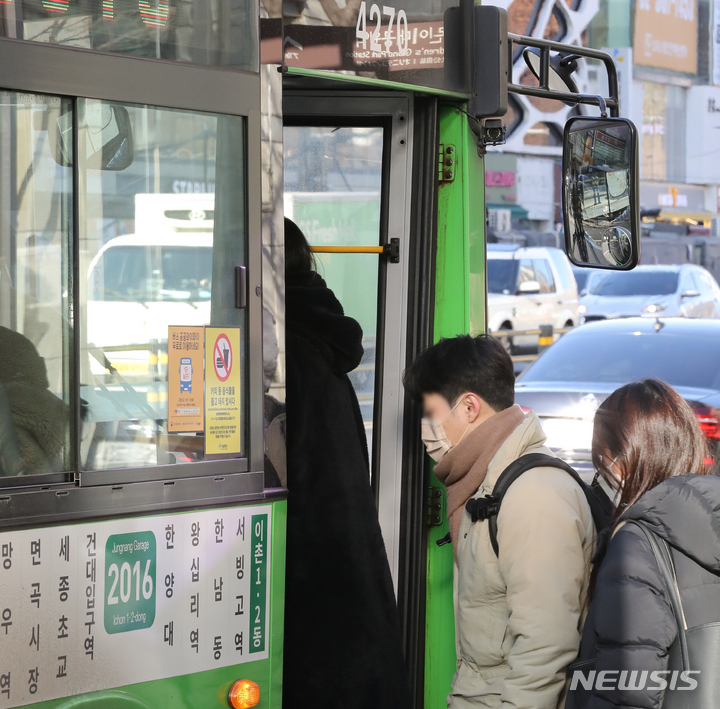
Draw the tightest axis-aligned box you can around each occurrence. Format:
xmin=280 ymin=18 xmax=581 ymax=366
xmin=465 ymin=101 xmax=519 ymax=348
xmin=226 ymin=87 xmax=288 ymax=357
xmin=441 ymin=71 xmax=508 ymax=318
xmin=567 ymin=378 xmax=720 ymax=709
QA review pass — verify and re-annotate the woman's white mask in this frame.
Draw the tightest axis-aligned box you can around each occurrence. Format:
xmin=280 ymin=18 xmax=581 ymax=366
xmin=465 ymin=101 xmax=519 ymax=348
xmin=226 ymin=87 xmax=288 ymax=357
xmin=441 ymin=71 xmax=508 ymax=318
xmin=421 ymin=397 xmax=471 ymax=463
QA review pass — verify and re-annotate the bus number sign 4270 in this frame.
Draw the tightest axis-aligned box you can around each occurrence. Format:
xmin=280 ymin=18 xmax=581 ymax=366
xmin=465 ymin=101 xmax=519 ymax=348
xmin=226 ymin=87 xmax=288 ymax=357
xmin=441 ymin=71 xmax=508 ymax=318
xmin=355 ymin=2 xmax=411 ymax=56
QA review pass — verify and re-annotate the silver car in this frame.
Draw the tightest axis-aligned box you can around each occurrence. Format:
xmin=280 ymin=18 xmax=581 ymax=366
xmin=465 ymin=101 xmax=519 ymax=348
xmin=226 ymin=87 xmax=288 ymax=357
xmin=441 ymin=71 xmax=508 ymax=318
xmin=579 ymin=264 xmax=720 ymax=322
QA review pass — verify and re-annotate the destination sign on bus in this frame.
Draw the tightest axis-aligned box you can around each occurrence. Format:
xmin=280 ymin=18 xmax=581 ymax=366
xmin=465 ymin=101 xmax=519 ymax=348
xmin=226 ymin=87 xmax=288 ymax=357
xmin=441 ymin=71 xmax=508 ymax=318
xmin=0 ymin=506 xmax=271 ymax=707
xmin=277 ymin=0 xmax=450 ymax=91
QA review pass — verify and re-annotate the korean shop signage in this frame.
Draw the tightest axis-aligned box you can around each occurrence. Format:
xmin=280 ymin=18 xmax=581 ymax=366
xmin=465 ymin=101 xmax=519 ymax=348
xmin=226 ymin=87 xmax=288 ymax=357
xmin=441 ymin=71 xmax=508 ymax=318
xmin=0 ymin=506 xmax=272 ymax=708
xmin=168 ymin=326 xmax=204 ymax=433
xmin=204 ymin=327 xmax=241 ymax=456
xmin=633 ymin=0 xmax=697 ymax=74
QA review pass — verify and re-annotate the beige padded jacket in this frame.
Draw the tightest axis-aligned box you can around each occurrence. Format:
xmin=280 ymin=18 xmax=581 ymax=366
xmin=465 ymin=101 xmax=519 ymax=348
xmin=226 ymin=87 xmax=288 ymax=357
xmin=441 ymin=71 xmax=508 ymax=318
xmin=448 ymin=412 xmax=596 ymax=709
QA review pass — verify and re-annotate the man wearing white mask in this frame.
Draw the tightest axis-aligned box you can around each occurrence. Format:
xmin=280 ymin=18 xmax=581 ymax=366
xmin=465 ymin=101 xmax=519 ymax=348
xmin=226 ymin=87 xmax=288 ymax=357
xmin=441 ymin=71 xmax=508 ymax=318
xmin=403 ymin=334 xmax=598 ymax=709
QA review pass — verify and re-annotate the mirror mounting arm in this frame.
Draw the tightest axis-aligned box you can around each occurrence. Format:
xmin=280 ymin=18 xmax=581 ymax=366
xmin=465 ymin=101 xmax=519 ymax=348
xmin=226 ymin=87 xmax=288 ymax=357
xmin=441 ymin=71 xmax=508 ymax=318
xmin=507 ymin=33 xmax=620 ymax=117
xmin=595 ymin=95 xmax=608 ymax=119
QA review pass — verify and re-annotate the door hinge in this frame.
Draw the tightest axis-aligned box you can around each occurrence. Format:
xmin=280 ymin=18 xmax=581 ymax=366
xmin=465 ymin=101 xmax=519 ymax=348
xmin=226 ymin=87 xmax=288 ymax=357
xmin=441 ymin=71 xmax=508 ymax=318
xmin=439 ymin=143 xmax=456 ymax=183
xmin=428 ymin=486 xmax=446 ymax=526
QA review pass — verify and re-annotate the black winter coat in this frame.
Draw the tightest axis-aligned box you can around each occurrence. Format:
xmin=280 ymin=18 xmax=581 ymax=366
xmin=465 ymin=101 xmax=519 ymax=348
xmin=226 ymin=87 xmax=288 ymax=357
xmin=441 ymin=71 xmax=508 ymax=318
xmin=282 ymin=271 xmax=411 ymax=709
xmin=568 ymin=473 xmax=720 ymax=709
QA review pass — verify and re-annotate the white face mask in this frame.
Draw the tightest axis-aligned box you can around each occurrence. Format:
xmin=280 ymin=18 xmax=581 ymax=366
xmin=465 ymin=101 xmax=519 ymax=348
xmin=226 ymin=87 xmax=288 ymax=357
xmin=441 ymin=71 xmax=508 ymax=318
xmin=421 ymin=397 xmax=471 ymax=463
xmin=597 ymin=455 xmax=624 ymax=507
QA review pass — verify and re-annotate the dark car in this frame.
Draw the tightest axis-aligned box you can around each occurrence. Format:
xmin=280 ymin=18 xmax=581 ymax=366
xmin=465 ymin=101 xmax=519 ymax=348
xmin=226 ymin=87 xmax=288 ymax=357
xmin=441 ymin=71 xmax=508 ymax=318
xmin=571 ymin=266 xmax=605 ymax=295
xmin=515 ymin=318 xmax=720 ymax=478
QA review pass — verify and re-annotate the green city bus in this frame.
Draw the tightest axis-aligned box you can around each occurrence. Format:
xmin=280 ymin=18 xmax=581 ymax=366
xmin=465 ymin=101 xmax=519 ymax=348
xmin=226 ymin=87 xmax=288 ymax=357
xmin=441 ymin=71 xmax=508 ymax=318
xmin=0 ymin=0 xmax=632 ymax=706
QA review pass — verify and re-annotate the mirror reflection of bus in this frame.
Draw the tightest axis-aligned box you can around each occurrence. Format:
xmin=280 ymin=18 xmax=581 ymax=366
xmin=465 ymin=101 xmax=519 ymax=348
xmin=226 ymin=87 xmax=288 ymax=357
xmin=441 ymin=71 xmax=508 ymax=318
xmin=562 ymin=116 xmax=640 ymax=271
xmin=35 ymin=101 xmax=134 ymax=170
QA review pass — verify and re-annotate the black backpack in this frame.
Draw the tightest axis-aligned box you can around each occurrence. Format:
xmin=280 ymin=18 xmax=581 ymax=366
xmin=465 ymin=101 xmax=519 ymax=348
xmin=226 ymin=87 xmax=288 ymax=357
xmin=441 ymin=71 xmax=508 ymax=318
xmin=438 ymin=453 xmax=613 ymax=554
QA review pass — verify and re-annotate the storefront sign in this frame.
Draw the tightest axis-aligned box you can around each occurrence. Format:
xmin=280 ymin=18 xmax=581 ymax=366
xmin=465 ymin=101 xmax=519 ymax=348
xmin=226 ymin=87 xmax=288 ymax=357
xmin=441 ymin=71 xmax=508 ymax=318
xmin=486 ymin=171 xmax=516 ymax=187
xmin=633 ymin=0 xmax=697 ymax=73
xmin=0 ymin=506 xmax=271 ymax=707
xmin=204 ymin=327 xmax=241 ymax=456
xmin=714 ymin=0 xmax=720 ymax=85
xmin=168 ymin=326 xmax=204 ymax=433
xmin=640 ymin=181 xmax=707 ymax=210
xmin=484 ymin=154 xmax=518 ymax=207
xmin=516 ymin=156 xmax=555 ymax=221
xmin=685 ymin=86 xmax=720 ymax=184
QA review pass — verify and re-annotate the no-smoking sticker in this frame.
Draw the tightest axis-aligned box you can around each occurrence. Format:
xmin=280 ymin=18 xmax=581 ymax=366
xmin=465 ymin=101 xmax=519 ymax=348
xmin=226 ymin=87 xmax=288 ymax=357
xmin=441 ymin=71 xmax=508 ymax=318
xmin=213 ymin=333 xmax=233 ymax=382
xmin=204 ymin=326 xmax=241 ymax=456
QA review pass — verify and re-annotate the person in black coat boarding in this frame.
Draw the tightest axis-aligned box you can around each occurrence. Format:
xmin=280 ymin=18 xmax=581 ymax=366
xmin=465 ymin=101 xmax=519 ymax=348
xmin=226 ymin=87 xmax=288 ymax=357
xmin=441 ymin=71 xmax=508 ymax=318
xmin=281 ymin=218 xmax=411 ymax=709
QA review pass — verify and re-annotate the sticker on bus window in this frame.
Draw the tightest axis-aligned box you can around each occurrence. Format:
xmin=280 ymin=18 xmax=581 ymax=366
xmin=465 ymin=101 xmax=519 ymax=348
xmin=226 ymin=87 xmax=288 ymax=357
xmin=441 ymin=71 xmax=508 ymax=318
xmin=204 ymin=327 xmax=241 ymax=456
xmin=168 ymin=326 xmax=204 ymax=432
xmin=0 ymin=506 xmax=272 ymax=706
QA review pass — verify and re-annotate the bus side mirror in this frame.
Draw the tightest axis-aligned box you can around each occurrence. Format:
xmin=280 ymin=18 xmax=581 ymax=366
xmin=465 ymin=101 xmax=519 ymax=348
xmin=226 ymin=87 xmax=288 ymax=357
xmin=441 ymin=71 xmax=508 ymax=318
xmin=562 ymin=116 xmax=640 ymax=270
xmin=42 ymin=103 xmax=134 ymax=171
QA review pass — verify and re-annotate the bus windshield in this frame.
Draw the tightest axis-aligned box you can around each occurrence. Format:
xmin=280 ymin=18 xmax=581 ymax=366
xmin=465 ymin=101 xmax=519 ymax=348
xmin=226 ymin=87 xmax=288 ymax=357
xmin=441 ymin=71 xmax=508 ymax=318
xmin=96 ymin=246 xmax=213 ymax=302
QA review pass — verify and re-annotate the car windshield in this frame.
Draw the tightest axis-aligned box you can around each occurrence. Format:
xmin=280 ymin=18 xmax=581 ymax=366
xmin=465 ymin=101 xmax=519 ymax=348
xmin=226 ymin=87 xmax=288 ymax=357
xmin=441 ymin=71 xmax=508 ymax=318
xmin=95 ymin=246 xmax=212 ymax=302
xmin=588 ymin=270 xmax=679 ymax=296
xmin=573 ymin=269 xmax=590 ymax=292
xmin=519 ymin=330 xmax=720 ymax=390
xmin=488 ymin=258 xmax=519 ymax=294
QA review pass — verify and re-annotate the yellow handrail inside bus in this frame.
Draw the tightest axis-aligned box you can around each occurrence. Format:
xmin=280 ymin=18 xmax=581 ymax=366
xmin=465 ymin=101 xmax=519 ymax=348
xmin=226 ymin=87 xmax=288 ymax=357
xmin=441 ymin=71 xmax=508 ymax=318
xmin=311 ymin=246 xmax=384 ymax=254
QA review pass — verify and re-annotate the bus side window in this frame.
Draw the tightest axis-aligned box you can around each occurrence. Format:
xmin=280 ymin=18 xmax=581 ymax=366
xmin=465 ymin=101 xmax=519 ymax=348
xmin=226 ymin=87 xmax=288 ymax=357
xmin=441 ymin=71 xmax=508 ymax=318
xmin=0 ymin=93 xmax=73 ymax=479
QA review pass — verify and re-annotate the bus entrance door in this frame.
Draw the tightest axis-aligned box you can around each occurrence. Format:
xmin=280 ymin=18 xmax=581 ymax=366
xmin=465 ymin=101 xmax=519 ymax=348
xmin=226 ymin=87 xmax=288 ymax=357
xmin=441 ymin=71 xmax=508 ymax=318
xmin=283 ymin=92 xmax=413 ymax=590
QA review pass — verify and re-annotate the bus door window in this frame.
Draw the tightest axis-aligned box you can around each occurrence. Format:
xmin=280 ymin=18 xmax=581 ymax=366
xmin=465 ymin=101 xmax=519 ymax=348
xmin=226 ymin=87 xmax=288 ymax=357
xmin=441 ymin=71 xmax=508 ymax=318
xmin=0 ymin=91 xmax=73 ymax=478
xmin=79 ymin=101 xmax=248 ymax=472
xmin=283 ymin=125 xmax=383 ymax=469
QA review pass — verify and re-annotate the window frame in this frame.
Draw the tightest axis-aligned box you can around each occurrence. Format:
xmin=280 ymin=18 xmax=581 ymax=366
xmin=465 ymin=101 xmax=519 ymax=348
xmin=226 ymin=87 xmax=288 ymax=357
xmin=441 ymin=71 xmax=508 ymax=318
xmin=683 ymin=270 xmax=699 ymax=294
xmin=516 ymin=258 xmax=536 ymax=291
xmin=0 ymin=37 xmax=263 ymax=492
xmin=283 ymin=91 xmax=414 ymax=588
xmin=694 ymin=271 xmax=712 ymax=295
xmin=533 ymin=258 xmax=556 ymax=294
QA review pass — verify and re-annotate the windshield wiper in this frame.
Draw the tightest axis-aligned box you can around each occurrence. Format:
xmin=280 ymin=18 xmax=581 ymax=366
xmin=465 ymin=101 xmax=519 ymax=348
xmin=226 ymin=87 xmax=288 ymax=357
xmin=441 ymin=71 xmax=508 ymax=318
xmin=102 ymin=288 xmax=149 ymax=309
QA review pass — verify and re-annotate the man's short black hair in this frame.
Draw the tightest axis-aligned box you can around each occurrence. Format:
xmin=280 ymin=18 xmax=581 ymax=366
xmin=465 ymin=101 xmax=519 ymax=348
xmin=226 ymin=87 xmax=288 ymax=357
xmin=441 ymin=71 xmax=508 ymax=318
xmin=403 ymin=334 xmax=515 ymax=412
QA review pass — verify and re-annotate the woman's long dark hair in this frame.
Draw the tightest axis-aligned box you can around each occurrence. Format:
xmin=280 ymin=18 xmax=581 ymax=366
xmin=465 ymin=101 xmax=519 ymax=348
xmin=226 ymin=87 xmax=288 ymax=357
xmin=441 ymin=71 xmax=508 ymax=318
xmin=285 ymin=217 xmax=317 ymax=274
xmin=592 ymin=378 xmax=710 ymax=522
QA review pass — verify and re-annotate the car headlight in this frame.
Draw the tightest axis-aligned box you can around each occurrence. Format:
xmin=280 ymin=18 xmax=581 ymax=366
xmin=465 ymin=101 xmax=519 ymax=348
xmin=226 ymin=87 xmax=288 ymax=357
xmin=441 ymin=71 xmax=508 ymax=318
xmin=578 ymin=304 xmax=588 ymax=314
xmin=642 ymin=303 xmax=667 ymax=314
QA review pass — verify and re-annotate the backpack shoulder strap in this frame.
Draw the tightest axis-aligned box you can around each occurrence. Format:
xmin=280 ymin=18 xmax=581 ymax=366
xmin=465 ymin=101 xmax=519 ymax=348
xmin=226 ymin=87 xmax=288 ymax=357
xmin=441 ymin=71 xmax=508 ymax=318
xmin=465 ymin=453 xmax=611 ymax=557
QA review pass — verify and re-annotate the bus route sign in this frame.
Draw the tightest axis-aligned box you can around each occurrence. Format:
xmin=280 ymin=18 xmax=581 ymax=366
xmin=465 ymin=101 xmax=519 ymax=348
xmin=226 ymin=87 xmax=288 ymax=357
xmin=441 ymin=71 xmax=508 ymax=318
xmin=0 ymin=505 xmax=271 ymax=708
xmin=104 ymin=531 xmax=157 ymax=634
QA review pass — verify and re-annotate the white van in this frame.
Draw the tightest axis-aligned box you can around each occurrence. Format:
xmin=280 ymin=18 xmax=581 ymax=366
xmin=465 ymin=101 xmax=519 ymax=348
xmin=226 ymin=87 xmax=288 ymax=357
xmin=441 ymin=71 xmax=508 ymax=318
xmin=487 ymin=244 xmax=579 ymax=352
xmin=86 ymin=194 xmax=213 ymax=377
